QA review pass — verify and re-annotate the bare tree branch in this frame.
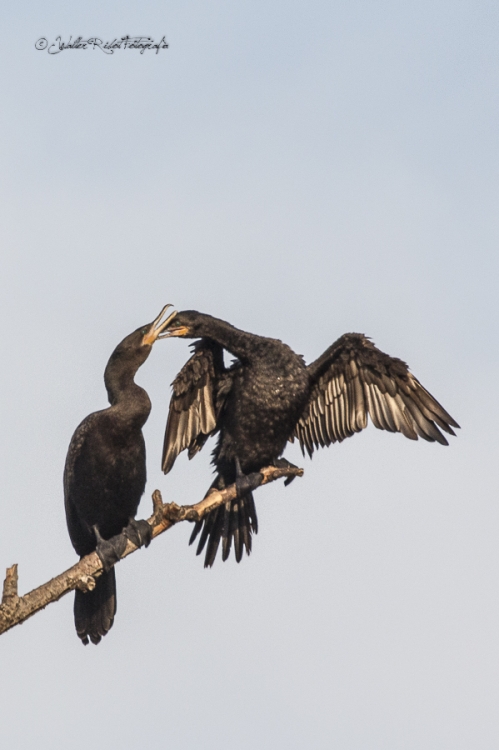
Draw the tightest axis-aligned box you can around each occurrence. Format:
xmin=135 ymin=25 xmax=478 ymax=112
xmin=0 ymin=465 xmax=303 ymax=637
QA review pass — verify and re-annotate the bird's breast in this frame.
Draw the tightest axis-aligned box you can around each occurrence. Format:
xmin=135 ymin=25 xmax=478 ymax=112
xmin=218 ymin=361 xmax=309 ymax=469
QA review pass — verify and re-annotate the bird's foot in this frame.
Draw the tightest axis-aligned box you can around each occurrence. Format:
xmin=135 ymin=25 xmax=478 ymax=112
xmin=93 ymin=525 xmax=127 ymax=572
xmin=273 ymin=457 xmax=299 ymax=486
xmin=123 ymin=518 xmax=152 ymax=549
xmin=235 ymin=457 xmax=263 ymax=498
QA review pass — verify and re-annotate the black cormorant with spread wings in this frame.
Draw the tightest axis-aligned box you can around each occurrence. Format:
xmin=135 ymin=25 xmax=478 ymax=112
xmin=161 ymin=310 xmax=459 ymax=568
xmin=64 ymin=305 xmax=176 ymax=645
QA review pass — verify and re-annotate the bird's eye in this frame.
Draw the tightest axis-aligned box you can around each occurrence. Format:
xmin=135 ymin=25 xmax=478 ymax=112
xmin=141 ymin=327 xmax=148 ymax=335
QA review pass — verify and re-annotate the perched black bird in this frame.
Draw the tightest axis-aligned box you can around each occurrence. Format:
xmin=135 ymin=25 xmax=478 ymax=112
xmin=64 ymin=305 xmax=176 ymax=645
xmin=161 ymin=311 xmax=459 ymax=567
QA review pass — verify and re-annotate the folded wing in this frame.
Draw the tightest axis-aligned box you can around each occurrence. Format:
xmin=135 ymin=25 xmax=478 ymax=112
xmin=292 ymin=333 xmax=459 ymax=457
xmin=162 ymin=340 xmax=232 ymax=473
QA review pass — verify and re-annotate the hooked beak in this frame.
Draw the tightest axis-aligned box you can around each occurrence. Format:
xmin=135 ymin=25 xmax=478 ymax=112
xmin=141 ymin=305 xmax=178 ymax=346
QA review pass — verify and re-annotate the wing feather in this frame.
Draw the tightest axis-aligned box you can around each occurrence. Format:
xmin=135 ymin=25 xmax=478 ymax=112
xmin=162 ymin=340 xmax=230 ymax=473
xmin=292 ymin=333 xmax=459 ymax=455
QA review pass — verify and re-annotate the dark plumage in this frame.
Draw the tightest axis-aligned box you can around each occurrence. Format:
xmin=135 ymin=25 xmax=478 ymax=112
xmin=161 ymin=311 xmax=459 ymax=567
xmin=64 ymin=305 xmax=175 ymax=645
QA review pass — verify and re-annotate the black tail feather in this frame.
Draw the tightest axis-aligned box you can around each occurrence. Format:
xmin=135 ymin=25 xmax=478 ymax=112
xmin=189 ymin=518 xmax=203 ymax=546
xmin=205 ymin=506 xmax=224 ymax=567
xmin=190 ymin=492 xmax=258 ymax=568
xmin=238 ymin=492 xmax=255 ymax=559
xmin=74 ymin=568 xmax=116 ymax=645
xmin=195 ymin=503 xmax=218 ymax=554
xmin=239 ymin=498 xmax=250 ymax=560
xmin=222 ymin=500 xmax=233 ymax=562
xmin=247 ymin=492 xmax=258 ymax=534
xmin=231 ymin=499 xmax=241 ymax=562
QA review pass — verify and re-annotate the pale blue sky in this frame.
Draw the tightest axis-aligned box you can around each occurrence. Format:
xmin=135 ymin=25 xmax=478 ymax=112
xmin=0 ymin=2 xmax=497 ymax=748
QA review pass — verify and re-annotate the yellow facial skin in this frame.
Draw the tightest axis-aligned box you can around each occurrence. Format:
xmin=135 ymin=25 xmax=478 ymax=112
xmin=141 ymin=305 xmax=177 ymax=346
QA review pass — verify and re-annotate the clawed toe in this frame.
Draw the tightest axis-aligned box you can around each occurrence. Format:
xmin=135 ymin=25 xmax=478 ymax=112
xmin=93 ymin=525 xmax=127 ymax=572
xmin=235 ymin=472 xmax=263 ymax=498
xmin=124 ymin=518 xmax=152 ymax=548
xmin=234 ymin=457 xmax=263 ymax=498
xmin=274 ymin=457 xmax=299 ymax=486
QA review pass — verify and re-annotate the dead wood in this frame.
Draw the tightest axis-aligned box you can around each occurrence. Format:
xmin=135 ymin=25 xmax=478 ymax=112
xmin=0 ymin=464 xmax=303 ymax=637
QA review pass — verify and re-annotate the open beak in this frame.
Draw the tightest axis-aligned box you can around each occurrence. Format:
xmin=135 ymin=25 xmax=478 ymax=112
xmin=141 ymin=305 xmax=178 ymax=346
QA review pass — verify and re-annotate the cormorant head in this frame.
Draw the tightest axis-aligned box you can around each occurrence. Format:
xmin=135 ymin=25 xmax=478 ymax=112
xmin=159 ymin=310 xmax=205 ymax=339
xmin=108 ymin=305 xmax=177 ymax=365
xmin=105 ymin=305 xmax=177 ymax=401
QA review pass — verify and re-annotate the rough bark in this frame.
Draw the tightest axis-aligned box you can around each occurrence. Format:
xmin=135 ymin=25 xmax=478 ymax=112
xmin=0 ymin=464 xmax=303 ymax=636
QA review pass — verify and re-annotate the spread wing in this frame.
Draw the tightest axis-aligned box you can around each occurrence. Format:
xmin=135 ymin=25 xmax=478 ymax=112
xmin=292 ymin=333 xmax=459 ymax=457
xmin=162 ymin=340 xmax=233 ymax=473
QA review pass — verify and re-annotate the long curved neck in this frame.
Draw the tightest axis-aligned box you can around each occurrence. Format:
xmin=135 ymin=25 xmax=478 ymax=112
xmin=104 ymin=357 xmax=151 ymax=426
xmin=196 ymin=314 xmax=265 ymax=362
